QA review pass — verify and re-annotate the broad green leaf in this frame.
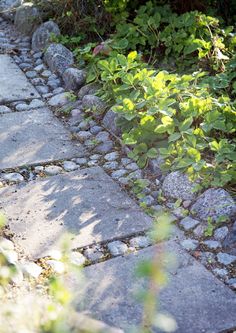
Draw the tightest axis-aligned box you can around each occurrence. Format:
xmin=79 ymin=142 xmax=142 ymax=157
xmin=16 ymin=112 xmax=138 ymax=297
xmin=179 ymin=117 xmax=193 ymax=132
xmin=168 ymin=132 xmax=181 ymax=142
xmin=147 ymin=148 xmax=158 ymax=158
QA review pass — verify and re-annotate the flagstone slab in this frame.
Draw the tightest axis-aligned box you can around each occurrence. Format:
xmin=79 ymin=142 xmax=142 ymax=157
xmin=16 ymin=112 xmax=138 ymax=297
xmin=0 ymin=108 xmax=82 ymax=169
xmin=71 ymin=242 xmax=236 ymax=333
xmin=0 ymin=55 xmax=39 ymax=103
xmin=0 ymin=167 xmax=152 ymax=259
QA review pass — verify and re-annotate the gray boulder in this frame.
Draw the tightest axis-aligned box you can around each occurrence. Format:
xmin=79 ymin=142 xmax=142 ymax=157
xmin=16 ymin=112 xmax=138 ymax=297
xmin=82 ymin=94 xmax=106 ymax=117
xmin=148 ymin=156 xmax=164 ymax=178
xmin=191 ymin=188 xmax=236 ymax=223
xmin=32 ymin=21 xmax=60 ymax=51
xmin=62 ymin=68 xmax=86 ymax=91
xmin=102 ymin=109 xmax=121 ymax=136
xmin=78 ymin=82 xmax=100 ymax=99
xmin=14 ymin=2 xmax=41 ymax=35
xmin=162 ymin=171 xmax=197 ymax=201
xmin=44 ymin=43 xmax=74 ymax=76
xmin=0 ymin=0 xmax=21 ymax=21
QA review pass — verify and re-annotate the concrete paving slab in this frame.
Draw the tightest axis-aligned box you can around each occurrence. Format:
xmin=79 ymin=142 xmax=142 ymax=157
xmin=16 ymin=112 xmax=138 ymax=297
xmin=0 ymin=108 xmax=82 ymax=169
xmin=0 ymin=167 xmax=152 ymax=258
xmin=70 ymin=242 xmax=236 ymax=333
xmin=0 ymin=55 xmax=39 ymax=103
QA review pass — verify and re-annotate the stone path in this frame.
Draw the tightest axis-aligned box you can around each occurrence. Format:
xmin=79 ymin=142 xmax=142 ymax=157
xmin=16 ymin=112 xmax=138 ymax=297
xmin=0 ymin=15 xmax=235 ymax=333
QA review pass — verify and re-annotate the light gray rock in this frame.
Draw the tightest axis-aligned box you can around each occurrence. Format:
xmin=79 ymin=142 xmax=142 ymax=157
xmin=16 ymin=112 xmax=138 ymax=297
xmin=48 ymin=92 xmax=70 ymax=107
xmin=104 ymin=152 xmax=119 ymax=161
xmin=139 ymin=195 xmax=155 ymax=207
xmin=36 ymin=85 xmax=49 ymax=94
xmin=96 ymin=131 xmax=110 ymax=143
xmin=47 ymin=260 xmax=64 ymax=273
xmin=0 ymin=105 xmax=11 ymax=113
xmin=203 ymin=240 xmax=221 ymax=250
xmin=217 ymin=252 xmax=236 ymax=265
xmin=14 ymin=3 xmax=41 ymax=35
xmin=15 ymin=103 xmax=30 ymax=111
xmin=128 ymin=170 xmax=143 ymax=180
xmin=126 ymin=162 xmax=138 ymax=171
xmin=41 ymin=70 xmax=52 ymax=78
xmin=0 ymin=167 xmax=152 ymax=259
xmin=0 ymin=0 xmax=20 ymax=21
xmin=34 ymin=64 xmax=45 ymax=73
xmin=32 ymin=21 xmax=60 ymax=51
xmin=25 ymin=70 xmax=37 ymax=79
xmin=63 ymin=161 xmax=78 ymax=172
xmin=44 ymin=43 xmax=74 ymax=76
xmin=0 ymin=238 xmax=14 ymax=251
xmin=222 ymin=221 xmax=236 ymax=252
xmin=103 ymin=161 xmax=119 ymax=170
xmin=200 ymin=251 xmax=216 ymax=265
xmin=193 ymin=224 xmax=205 ymax=237
xmin=78 ymin=82 xmax=100 ymax=99
xmin=162 ymin=171 xmax=197 ymax=201
xmin=29 ymin=99 xmax=45 ymax=108
xmin=107 ymin=241 xmax=128 ymax=256
xmin=84 ymin=248 xmax=103 ymax=262
xmin=148 ymin=156 xmax=164 ymax=177
xmin=0 ymin=108 xmax=82 ymax=169
xmin=90 ymin=125 xmax=102 ymax=135
xmin=2 ymin=172 xmax=24 ymax=183
xmin=111 ymin=169 xmax=127 ymax=179
xmin=179 ymin=217 xmax=200 ymax=231
xmin=76 ymin=130 xmax=92 ymax=142
xmin=44 ymin=165 xmax=63 ymax=176
xmin=94 ymin=141 xmax=113 ymax=154
xmin=75 ymin=157 xmax=87 ymax=165
xmin=82 ymin=95 xmax=106 ymax=115
xmin=129 ymin=236 xmax=151 ymax=248
xmin=214 ymin=226 xmax=229 ymax=241
xmin=213 ymin=268 xmax=228 ymax=278
xmin=102 ymin=109 xmax=121 ymax=136
xmin=191 ymin=188 xmax=236 ymax=223
xmin=70 ymin=251 xmax=86 ymax=266
xmin=63 ymin=68 xmax=86 ymax=91
xmin=22 ymin=261 xmax=42 ymax=278
xmin=181 ymin=239 xmax=199 ymax=251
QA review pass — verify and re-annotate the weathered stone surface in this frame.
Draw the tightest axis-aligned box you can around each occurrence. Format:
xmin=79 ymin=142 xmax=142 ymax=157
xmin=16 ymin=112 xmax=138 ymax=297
xmin=62 ymin=68 xmax=86 ymax=91
xmin=0 ymin=105 xmax=11 ymax=113
xmin=162 ymin=171 xmax=197 ymax=201
xmin=0 ymin=55 xmax=39 ymax=103
xmin=0 ymin=0 xmax=21 ymax=21
xmin=44 ymin=43 xmax=74 ymax=76
xmin=82 ymin=95 xmax=106 ymax=115
xmin=107 ymin=241 xmax=128 ymax=257
xmin=102 ymin=109 xmax=121 ymax=136
xmin=14 ymin=3 xmax=41 ymax=35
xmin=179 ymin=217 xmax=200 ymax=231
xmin=70 ymin=242 xmax=236 ymax=333
xmin=78 ymin=83 xmax=100 ymax=99
xmin=32 ymin=21 xmax=60 ymax=51
xmin=0 ymin=167 xmax=152 ymax=259
xmin=148 ymin=156 xmax=164 ymax=178
xmin=0 ymin=108 xmax=82 ymax=169
xmin=48 ymin=92 xmax=71 ymax=108
xmin=222 ymin=221 xmax=236 ymax=254
xmin=191 ymin=188 xmax=236 ymax=223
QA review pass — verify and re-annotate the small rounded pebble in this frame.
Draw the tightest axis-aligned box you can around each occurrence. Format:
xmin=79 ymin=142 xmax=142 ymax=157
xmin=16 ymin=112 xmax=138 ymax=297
xmin=46 ymin=260 xmax=65 ymax=274
xmin=44 ymin=165 xmax=63 ymax=176
xmin=129 ymin=236 xmax=151 ymax=248
xmin=203 ymin=240 xmax=221 ymax=250
xmin=107 ymin=241 xmax=128 ymax=256
xmin=70 ymin=252 xmax=86 ymax=266
xmin=2 ymin=173 xmax=24 ymax=183
xmin=104 ymin=152 xmax=119 ymax=161
xmin=63 ymin=161 xmax=78 ymax=171
xmin=181 ymin=239 xmax=199 ymax=251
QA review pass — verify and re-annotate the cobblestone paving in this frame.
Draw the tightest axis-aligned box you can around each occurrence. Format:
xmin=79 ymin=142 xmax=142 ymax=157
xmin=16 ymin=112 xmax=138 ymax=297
xmin=0 ymin=16 xmax=235 ymax=333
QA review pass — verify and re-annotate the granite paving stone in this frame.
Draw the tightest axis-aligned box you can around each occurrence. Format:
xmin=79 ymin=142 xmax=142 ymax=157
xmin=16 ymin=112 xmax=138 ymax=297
xmin=0 ymin=167 xmax=152 ymax=258
xmin=0 ymin=108 xmax=82 ymax=169
xmin=0 ymin=55 xmax=39 ymax=103
xmin=69 ymin=242 xmax=236 ymax=333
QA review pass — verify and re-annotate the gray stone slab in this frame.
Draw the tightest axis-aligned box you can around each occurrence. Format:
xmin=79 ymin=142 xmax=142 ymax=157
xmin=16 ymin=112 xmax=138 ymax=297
xmin=0 ymin=167 xmax=152 ymax=259
xmin=70 ymin=242 xmax=236 ymax=333
xmin=0 ymin=55 xmax=39 ymax=103
xmin=0 ymin=108 xmax=82 ymax=169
